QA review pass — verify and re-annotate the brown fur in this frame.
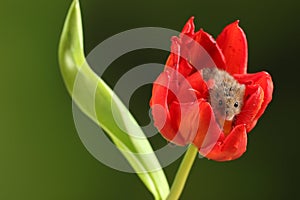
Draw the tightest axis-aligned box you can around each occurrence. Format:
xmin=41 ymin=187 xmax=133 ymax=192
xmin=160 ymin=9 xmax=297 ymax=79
xmin=202 ymin=67 xmax=245 ymax=121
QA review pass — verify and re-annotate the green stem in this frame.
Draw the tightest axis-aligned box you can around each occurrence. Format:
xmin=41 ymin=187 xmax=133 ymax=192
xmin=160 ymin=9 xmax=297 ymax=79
xmin=166 ymin=144 xmax=198 ymax=200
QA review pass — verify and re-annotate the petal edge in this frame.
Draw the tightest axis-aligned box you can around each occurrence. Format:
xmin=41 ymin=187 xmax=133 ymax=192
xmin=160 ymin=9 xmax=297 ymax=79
xmin=217 ymin=21 xmax=248 ymax=75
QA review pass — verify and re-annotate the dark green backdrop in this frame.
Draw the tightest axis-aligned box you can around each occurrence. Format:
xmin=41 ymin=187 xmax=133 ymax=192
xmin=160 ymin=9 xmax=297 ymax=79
xmin=1 ymin=0 xmax=299 ymax=199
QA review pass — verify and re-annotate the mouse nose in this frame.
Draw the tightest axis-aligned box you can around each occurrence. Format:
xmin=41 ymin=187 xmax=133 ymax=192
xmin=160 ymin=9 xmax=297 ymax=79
xmin=226 ymin=111 xmax=229 ymax=115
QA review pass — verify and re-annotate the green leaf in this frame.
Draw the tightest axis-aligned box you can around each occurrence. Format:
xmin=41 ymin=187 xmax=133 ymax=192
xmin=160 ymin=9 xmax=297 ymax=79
xmin=58 ymin=1 xmax=170 ymax=199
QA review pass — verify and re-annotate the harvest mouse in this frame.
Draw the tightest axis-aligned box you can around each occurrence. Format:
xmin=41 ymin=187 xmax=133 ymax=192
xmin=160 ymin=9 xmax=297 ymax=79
xmin=201 ymin=67 xmax=245 ymax=121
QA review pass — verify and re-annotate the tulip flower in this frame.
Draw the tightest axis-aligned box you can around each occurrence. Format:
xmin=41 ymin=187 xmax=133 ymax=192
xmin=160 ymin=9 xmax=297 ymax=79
xmin=150 ymin=17 xmax=273 ymax=162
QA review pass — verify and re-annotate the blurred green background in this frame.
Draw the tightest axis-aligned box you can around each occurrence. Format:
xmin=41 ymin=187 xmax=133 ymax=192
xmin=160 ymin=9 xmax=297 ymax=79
xmin=1 ymin=0 xmax=299 ymax=199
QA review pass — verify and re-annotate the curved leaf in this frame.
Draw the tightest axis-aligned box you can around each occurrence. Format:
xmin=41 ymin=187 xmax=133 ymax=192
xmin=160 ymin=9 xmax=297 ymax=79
xmin=58 ymin=1 xmax=170 ymax=199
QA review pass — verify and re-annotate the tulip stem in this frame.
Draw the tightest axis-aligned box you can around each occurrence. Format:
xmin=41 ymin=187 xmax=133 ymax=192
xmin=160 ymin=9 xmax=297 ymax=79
xmin=166 ymin=144 xmax=198 ymax=200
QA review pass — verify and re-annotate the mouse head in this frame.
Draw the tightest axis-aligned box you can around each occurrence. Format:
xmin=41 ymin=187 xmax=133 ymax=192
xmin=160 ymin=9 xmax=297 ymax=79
xmin=224 ymin=84 xmax=245 ymax=120
xmin=209 ymin=78 xmax=245 ymax=121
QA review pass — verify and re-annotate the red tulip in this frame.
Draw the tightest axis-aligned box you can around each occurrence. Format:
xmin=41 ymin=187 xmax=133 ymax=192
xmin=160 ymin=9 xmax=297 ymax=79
xmin=150 ymin=17 xmax=273 ymax=161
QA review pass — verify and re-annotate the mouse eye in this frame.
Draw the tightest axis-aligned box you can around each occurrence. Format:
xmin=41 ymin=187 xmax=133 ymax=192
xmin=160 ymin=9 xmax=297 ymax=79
xmin=234 ymin=102 xmax=239 ymax=108
xmin=218 ymin=100 xmax=223 ymax=106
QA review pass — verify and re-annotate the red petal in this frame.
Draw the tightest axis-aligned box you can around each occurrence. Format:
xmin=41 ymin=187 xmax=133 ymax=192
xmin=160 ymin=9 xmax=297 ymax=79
xmin=234 ymin=72 xmax=273 ymax=121
xmin=177 ymin=18 xmax=227 ymax=72
xmin=167 ymin=36 xmax=196 ymax=78
xmin=193 ymin=102 xmax=223 ymax=150
xmin=150 ymin=72 xmax=185 ymax=144
xmin=204 ymin=124 xmax=247 ymax=161
xmin=235 ymin=85 xmax=264 ymax=132
xmin=217 ymin=21 xmax=248 ymax=75
xmin=190 ymin=29 xmax=226 ymax=71
xmin=181 ymin=16 xmax=195 ymax=36
xmin=169 ymin=100 xmax=202 ymax=145
xmin=167 ymin=37 xmax=181 ymax=70
xmin=168 ymin=100 xmax=222 ymax=148
xmin=150 ymin=72 xmax=169 ymax=108
xmin=176 ymin=71 xmax=209 ymax=102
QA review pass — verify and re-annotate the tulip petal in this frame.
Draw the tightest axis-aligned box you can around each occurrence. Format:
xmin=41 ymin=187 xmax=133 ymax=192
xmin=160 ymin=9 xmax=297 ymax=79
xmin=167 ymin=37 xmax=180 ymax=70
xmin=167 ymin=36 xmax=196 ymax=78
xmin=193 ymin=102 xmax=223 ymax=151
xmin=204 ymin=124 xmax=247 ymax=161
xmin=177 ymin=71 xmax=209 ymax=102
xmin=168 ymin=100 xmax=222 ymax=148
xmin=151 ymin=72 xmax=184 ymax=144
xmin=169 ymin=101 xmax=202 ymax=145
xmin=191 ymin=29 xmax=226 ymax=71
xmin=234 ymin=71 xmax=273 ymax=121
xmin=235 ymin=85 xmax=264 ymax=132
xmin=217 ymin=21 xmax=248 ymax=75
xmin=179 ymin=18 xmax=227 ymax=72
xmin=181 ymin=16 xmax=195 ymax=36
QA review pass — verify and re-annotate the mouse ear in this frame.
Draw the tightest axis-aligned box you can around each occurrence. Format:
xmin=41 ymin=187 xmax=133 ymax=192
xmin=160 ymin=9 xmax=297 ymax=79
xmin=206 ymin=79 xmax=215 ymax=89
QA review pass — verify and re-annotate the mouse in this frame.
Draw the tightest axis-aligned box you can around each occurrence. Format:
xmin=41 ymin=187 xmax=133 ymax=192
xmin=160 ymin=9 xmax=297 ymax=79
xmin=201 ymin=67 xmax=245 ymax=122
